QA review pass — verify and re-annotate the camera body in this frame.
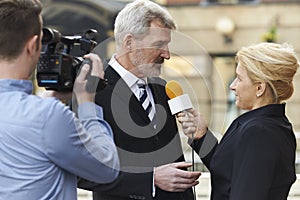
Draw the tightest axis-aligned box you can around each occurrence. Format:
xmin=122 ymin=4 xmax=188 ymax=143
xmin=36 ymin=27 xmax=98 ymax=91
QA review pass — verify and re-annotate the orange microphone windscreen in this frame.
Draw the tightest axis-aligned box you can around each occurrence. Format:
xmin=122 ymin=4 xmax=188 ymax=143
xmin=165 ymin=80 xmax=183 ymax=99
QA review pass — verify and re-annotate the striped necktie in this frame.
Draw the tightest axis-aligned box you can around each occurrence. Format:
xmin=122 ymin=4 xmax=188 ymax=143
xmin=137 ymin=79 xmax=155 ymax=121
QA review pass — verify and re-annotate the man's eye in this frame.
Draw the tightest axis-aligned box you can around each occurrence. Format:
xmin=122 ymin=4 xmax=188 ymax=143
xmin=153 ymin=43 xmax=164 ymax=48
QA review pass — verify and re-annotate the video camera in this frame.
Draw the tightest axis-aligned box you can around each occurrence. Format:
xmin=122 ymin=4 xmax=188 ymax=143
xmin=36 ymin=27 xmax=103 ymax=91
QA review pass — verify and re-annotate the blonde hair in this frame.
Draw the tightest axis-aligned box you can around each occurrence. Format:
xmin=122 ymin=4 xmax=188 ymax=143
xmin=236 ymin=42 xmax=299 ymax=103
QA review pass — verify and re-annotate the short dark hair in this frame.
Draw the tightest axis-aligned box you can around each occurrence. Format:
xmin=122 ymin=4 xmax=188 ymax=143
xmin=0 ymin=0 xmax=42 ymax=60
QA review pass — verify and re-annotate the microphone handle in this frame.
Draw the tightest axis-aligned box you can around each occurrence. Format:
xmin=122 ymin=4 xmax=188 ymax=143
xmin=182 ymin=110 xmax=196 ymax=200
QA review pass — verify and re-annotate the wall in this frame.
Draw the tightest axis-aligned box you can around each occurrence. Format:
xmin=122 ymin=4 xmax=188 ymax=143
xmin=163 ymin=3 xmax=300 ymax=133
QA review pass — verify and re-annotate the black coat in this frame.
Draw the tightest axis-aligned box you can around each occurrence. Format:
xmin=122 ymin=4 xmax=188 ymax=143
xmin=78 ymin=65 xmax=194 ymax=200
xmin=192 ymin=104 xmax=296 ymax=200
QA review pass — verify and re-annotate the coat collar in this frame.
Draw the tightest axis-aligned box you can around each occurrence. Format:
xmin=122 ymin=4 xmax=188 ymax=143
xmin=235 ymin=103 xmax=286 ymax=125
xmin=219 ymin=104 xmax=286 ymax=146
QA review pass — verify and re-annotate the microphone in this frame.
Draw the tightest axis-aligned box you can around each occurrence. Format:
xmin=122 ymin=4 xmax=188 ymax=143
xmin=165 ymin=80 xmax=193 ymax=115
xmin=165 ymin=80 xmax=197 ymax=200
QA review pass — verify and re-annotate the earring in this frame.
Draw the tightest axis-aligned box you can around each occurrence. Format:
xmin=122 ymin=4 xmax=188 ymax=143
xmin=256 ymin=93 xmax=261 ymax=97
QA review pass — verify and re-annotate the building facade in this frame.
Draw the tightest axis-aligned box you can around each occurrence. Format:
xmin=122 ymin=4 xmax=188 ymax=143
xmin=160 ymin=0 xmax=300 ymax=136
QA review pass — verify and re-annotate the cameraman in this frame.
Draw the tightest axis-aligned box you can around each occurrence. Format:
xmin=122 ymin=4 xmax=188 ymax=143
xmin=0 ymin=0 xmax=119 ymax=199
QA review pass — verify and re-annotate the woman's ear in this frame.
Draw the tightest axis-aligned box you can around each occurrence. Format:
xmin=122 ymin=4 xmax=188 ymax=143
xmin=256 ymin=82 xmax=267 ymax=97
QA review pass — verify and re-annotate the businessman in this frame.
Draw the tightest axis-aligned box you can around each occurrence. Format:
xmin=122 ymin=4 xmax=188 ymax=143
xmin=78 ymin=0 xmax=201 ymax=199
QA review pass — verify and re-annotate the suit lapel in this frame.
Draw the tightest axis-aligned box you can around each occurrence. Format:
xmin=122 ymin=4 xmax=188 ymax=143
xmin=105 ymin=66 xmax=151 ymax=124
xmin=147 ymin=77 xmax=168 ymax=108
xmin=147 ymin=78 xmax=171 ymax=131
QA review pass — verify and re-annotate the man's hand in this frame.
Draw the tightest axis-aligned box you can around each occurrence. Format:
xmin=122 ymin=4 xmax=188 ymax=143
xmin=73 ymin=53 xmax=104 ymax=105
xmin=154 ymin=162 xmax=201 ymax=192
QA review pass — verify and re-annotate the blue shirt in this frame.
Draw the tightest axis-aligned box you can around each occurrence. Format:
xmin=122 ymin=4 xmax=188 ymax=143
xmin=0 ymin=79 xmax=119 ymax=200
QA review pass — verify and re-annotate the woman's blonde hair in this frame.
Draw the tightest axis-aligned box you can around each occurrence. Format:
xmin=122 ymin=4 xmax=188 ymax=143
xmin=236 ymin=42 xmax=299 ymax=103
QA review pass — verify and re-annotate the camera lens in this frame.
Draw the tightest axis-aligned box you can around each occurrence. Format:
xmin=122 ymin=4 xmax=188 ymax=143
xmin=42 ymin=27 xmax=61 ymax=44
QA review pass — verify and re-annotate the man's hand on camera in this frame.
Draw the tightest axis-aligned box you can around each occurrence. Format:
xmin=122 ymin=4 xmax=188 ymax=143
xmin=73 ymin=53 xmax=104 ymax=105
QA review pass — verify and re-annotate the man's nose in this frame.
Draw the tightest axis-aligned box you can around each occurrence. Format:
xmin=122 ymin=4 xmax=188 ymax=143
xmin=160 ymin=46 xmax=170 ymax=60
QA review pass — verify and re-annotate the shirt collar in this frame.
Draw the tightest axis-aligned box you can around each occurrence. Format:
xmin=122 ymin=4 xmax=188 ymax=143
xmin=0 ymin=79 xmax=33 ymax=94
xmin=109 ymin=54 xmax=147 ymax=88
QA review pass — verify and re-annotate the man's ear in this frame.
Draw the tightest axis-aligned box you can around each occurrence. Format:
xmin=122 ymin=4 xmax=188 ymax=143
xmin=26 ymin=35 xmax=39 ymax=57
xmin=123 ymin=34 xmax=133 ymax=50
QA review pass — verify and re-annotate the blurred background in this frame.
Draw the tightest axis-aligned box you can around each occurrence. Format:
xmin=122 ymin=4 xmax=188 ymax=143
xmin=39 ymin=0 xmax=300 ymax=199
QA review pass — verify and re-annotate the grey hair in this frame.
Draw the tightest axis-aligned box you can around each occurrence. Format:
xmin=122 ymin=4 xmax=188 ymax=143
xmin=114 ymin=0 xmax=176 ymax=50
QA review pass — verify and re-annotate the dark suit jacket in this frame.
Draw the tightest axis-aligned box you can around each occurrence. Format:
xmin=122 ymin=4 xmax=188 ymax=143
xmin=78 ymin=65 xmax=194 ymax=200
xmin=192 ymin=104 xmax=296 ymax=200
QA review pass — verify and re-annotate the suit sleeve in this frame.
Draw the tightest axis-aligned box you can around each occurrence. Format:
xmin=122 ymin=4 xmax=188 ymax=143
xmin=230 ymin=125 xmax=278 ymax=200
xmin=78 ymin=170 xmax=154 ymax=198
xmin=190 ymin=130 xmax=218 ymax=169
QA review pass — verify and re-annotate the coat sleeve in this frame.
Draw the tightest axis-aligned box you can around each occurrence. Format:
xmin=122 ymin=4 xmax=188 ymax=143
xmin=230 ymin=124 xmax=278 ymax=200
xmin=78 ymin=170 xmax=154 ymax=199
xmin=191 ymin=130 xmax=218 ymax=169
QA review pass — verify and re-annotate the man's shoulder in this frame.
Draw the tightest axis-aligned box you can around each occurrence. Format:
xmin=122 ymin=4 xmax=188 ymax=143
xmin=32 ymin=95 xmax=69 ymax=117
xmin=148 ymin=77 xmax=166 ymax=86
